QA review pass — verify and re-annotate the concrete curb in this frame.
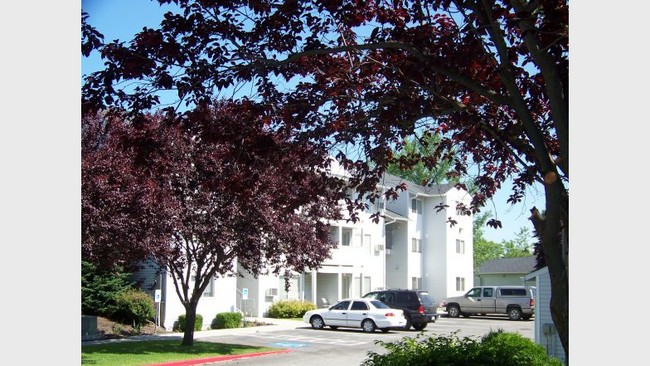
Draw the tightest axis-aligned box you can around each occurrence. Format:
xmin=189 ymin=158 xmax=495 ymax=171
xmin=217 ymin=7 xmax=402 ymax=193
xmin=148 ymin=349 xmax=292 ymax=366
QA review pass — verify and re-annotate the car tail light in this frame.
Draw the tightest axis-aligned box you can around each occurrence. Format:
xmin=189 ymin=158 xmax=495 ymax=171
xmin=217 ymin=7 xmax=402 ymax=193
xmin=418 ymin=305 xmax=425 ymax=314
xmin=384 ymin=312 xmax=395 ymax=317
xmin=530 ymin=298 xmax=535 ymax=307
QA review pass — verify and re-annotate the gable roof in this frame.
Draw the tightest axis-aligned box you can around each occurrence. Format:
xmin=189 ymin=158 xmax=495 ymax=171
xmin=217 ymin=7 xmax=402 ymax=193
xmin=381 ymin=173 xmax=458 ymax=197
xmin=383 ymin=209 xmax=409 ymax=222
xmin=477 ymin=256 xmax=537 ymax=275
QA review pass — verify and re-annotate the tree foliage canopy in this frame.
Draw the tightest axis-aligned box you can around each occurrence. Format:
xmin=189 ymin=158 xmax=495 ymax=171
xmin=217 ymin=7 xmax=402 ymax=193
xmin=82 ymin=0 xmax=568 ymax=355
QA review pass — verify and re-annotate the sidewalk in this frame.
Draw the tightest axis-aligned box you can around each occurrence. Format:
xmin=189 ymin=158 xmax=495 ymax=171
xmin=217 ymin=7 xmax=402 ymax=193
xmin=82 ymin=317 xmax=304 ymax=346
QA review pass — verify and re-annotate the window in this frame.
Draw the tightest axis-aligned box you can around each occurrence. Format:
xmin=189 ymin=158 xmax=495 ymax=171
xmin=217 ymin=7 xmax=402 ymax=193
xmin=455 ymin=202 xmax=464 ymax=216
xmin=332 ymin=300 xmax=350 ymax=310
xmin=192 ymin=276 xmax=214 ymax=297
xmin=411 ymin=238 xmax=421 ymax=252
xmin=411 ymin=198 xmax=423 ymax=214
xmin=456 ymin=277 xmax=465 ymax=291
xmin=500 ymin=288 xmax=527 ymax=296
xmin=342 ymin=228 xmax=352 ymax=246
xmin=364 ymin=292 xmax=379 ymax=300
xmin=379 ymin=292 xmax=395 ymax=303
xmin=396 ymin=292 xmax=410 ymax=303
xmin=330 ymin=226 xmax=339 ymax=245
xmin=483 ymin=288 xmax=494 ymax=297
xmin=411 ymin=277 xmax=422 ymax=289
xmin=351 ymin=301 xmax=369 ymax=311
xmin=456 ymin=239 xmax=465 ymax=254
xmin=203 ymin=277 xmax=214 ymax=297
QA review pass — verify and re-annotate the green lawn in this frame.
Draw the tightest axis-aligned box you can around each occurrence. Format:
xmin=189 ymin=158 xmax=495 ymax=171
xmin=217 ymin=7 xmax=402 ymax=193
xmin=81 ymin=340 xmax=279 ymax=366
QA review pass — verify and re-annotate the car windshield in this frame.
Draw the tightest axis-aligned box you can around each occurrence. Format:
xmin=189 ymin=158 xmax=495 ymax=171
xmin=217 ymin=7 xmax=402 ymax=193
xmin=418 ymin=292 xmax=435 ymax=305
xmin=370 ymin=300 xmax=390 ymax=309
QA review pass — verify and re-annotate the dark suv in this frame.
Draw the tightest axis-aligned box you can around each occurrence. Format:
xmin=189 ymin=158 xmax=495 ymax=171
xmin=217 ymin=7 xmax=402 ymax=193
xmin=362 ymin=289 xmax=440 ymax=330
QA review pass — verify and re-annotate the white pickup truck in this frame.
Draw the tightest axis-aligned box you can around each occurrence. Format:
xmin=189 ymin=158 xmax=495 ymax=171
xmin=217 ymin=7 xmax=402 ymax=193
xmin=441 ymin=285 xmax=535 ymax=321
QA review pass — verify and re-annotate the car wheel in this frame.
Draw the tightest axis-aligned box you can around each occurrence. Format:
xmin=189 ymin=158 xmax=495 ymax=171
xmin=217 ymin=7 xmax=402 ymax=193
xmin=361 ymin=319 xmax=376 ymax=333
xmin=310 ymin=315 xmax=325 ymax=329
xmin=508 ymin=307 xmax=522 ymax=321
xmin=447 ymin=305 xmax=461 ymax=318
xmin=330 ymin=326 xmax=338 ymax=330
xmin=412 ymin=322 xmax=427 ymax=331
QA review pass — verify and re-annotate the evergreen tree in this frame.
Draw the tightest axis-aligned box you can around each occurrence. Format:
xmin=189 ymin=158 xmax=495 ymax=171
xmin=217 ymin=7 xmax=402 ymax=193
xmin=81 ymin=260 xmax=134 ymax=316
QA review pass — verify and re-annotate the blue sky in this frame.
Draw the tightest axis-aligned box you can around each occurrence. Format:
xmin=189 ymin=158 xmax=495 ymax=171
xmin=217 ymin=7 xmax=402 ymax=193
xmin=81 ymin=0 xmax=545 ymax=244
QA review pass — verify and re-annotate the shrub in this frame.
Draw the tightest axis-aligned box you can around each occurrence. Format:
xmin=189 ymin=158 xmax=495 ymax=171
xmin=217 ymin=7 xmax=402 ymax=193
xmin=475 ymin=330 xmax=563 ymax=366
xmin=211 ymin=312 xmax=243 ymax=329
xmin=111 ymin=288 xmax=156 ymax=332
xmin=174 ymin=314 xmax=204 ymax=332
xmin=266 ymin=300 xmax=316 ymax=318
xmin=362 ymin=330 xmax=563 ymax=366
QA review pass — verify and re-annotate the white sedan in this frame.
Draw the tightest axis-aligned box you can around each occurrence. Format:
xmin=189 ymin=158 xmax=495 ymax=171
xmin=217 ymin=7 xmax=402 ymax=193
xmin=302 ymin=298 xmax=406 ymax=332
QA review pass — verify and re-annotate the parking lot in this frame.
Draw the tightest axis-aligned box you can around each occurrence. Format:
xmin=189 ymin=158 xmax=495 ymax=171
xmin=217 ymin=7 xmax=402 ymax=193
xmin=199 ymin=315 xmax=534 ymax=365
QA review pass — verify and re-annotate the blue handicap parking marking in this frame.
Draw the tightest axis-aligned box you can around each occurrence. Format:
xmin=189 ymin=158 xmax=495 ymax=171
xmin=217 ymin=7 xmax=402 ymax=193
xmin=272 ymin=342 xmax=307 ymax=348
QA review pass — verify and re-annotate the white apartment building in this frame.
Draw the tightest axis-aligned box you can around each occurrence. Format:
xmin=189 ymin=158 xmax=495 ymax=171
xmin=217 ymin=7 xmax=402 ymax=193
xmin=237 ymin=172 xmax=474 ymax=318
xmin=134 ymin=171 xmax=474 ymax=328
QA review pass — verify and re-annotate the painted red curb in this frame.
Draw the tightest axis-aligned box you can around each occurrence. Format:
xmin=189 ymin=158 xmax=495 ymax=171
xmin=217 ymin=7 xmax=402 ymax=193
xmin=148 ymin=349 xmax=291 ymax=366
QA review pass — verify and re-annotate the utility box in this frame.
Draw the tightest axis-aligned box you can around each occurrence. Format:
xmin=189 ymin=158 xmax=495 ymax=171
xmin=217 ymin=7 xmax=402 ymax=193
xmin=81 ymin=315 xmax=99 ymax=341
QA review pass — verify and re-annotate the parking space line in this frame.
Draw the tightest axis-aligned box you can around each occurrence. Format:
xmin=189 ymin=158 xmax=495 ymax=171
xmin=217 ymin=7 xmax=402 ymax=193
xmin=249 ymin=333 xmax=367 ymax=346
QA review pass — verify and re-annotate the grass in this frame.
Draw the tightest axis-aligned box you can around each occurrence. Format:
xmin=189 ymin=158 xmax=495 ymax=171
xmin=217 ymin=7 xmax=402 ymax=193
xmin=81 ymin=340 xmax=278 ymax=366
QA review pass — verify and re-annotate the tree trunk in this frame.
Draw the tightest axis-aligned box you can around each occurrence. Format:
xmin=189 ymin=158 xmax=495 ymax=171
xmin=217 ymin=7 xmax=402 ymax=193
xmin=181 ymin=302 xmax=197 ymax=346
xmin=539 ymin=178 xmax=569 ymax=363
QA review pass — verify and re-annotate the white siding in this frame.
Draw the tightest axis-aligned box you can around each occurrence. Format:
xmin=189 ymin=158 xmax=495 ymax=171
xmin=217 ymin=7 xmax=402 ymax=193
xmin=161 ymin=273 xmax=237 ymax=330
xmin=424 ymin=189 xmax=474 ymax=302
xmin=527 ymin=267 xmax=566 ymax=365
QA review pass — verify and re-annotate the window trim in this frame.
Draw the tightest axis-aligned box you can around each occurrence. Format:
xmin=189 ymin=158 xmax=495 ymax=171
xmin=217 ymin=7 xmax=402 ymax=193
xmin=456 ymin=239 xmax=465 ymax=254
xmin=455 ymin=277 xmax=465 ymax=291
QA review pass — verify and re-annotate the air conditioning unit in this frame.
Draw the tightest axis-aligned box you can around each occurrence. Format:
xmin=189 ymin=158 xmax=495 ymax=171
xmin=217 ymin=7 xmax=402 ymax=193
xmin=265 ymin=288 xmax=278 ymax=296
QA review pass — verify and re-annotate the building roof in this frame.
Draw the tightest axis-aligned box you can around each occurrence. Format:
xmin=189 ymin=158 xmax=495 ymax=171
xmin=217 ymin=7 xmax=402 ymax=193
xmin=383 ymin=209 xmax=409 ymax=222
xmin=477 ymin=256 xmax=537 ymax=275
xmin=381 ymin=173 xmax=458 ymax=197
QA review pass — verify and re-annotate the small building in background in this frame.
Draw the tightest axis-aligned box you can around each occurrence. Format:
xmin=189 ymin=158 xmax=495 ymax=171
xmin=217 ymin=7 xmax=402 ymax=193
xmin=475 ymin=256 xmax=537 ymax=286
xmin=524 ymin=266 xmax=566 ymax=365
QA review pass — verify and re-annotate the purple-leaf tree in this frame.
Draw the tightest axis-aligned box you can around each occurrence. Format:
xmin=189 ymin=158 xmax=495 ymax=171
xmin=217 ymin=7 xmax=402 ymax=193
xmin=82 ymin=100 xmax=347 ymax=345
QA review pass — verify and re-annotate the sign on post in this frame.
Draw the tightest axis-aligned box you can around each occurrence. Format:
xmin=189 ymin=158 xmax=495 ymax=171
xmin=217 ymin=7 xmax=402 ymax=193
xmin=154 ymin=289 xmax=161 ymax=303
xmin=242 ymin=288 xmax=249 ymax=300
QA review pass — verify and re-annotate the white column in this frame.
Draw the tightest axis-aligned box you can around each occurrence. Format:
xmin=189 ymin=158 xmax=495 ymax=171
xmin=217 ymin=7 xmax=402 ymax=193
xmin=311 ymin=269 xmax=317 ymax=305
xmin=337 ymin=267 xmax=342 ymax=300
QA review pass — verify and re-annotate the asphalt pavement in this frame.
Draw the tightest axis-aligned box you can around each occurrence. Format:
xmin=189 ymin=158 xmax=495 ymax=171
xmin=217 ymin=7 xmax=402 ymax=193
xmin=82 ymin=309 xmax=451 ymax=365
